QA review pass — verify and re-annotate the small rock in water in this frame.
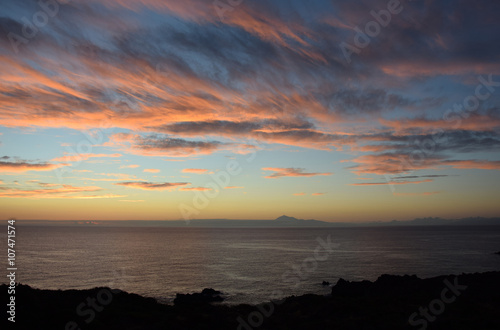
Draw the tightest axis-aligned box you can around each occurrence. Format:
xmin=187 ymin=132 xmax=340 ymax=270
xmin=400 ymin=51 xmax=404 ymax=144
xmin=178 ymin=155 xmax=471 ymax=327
xmin=322 ymin=281 xmax=330 ymax=286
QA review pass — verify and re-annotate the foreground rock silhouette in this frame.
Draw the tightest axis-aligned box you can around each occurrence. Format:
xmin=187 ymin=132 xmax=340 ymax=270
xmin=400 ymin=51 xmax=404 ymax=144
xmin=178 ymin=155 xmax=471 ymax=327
xmin=2 ymin=271 xmax=499 ymax=329
xmin=174 ymin=288 xmax=224 ymax=305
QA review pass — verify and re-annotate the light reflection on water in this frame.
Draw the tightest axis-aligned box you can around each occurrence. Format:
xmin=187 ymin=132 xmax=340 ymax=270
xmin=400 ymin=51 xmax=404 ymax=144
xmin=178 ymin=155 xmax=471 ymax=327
xmin=6 ymin=226 xmax=500 ymax=305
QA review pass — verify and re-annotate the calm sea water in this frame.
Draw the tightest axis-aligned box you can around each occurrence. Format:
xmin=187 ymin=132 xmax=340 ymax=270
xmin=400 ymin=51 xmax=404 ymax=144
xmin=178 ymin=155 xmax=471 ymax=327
xmin=5 ymin=226 xmax=500 ymax=305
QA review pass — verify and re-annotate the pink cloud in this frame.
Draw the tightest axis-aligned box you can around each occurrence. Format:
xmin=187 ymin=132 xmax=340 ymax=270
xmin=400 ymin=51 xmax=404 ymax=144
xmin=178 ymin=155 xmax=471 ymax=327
xmin=144 ymin=169 xmax=160 ymax=173
xmin=114 ymin=181 xmax=189 ymax=190
xmin=182 ymin=168 xmax=209 ymax=174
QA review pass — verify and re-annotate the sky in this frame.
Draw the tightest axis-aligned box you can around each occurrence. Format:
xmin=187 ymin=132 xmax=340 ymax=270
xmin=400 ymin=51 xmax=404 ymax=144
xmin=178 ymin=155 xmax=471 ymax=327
xmin=0 ymin=0 xmax=499 ymax=222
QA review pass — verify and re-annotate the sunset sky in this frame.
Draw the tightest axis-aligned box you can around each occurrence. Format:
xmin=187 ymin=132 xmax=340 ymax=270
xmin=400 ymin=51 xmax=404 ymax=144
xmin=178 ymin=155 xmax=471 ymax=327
xmin=0 ymin=0 xmax=499 ymax=221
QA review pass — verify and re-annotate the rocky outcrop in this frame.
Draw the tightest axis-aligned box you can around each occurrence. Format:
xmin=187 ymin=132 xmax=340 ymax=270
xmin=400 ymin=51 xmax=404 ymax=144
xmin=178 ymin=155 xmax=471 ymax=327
xmin=3 ymin=271 xmax=500 ymax=329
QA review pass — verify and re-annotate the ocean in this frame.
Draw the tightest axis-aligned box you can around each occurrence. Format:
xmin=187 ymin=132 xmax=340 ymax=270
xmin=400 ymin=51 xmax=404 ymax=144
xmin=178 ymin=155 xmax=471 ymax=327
xmin=7 ymin=225 xmax=500 ymax=305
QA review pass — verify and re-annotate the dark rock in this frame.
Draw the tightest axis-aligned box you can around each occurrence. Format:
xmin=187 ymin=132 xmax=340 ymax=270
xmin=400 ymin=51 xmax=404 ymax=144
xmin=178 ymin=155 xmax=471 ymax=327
xmin=495 ymin=251 xmax=500 ymax=255
xmin=322 ymin=281 xmax=330 ymax=286
xmin=174 ymin=288 xmax=224 ymax=305
xmin=3 ymin=272 xmax=500 ymax=330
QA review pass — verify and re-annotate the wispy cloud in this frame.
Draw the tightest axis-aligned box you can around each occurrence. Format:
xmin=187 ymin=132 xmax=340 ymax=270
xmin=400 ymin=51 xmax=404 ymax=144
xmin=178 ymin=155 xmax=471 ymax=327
xmin=114 ymin=181 xmax=189 ymax=190
xmin=0 ymin=184 xmax=123 ymax=199
xmin=262 ymin=167 xmax=332 ymax=179
xmin=144 ymin=169 xmax=160 ymax=173
xmin=179 ymin=187 xmax=212 ymax=191
xmin=0 ymin=158 xmax=69 ymax=173
xmin=120 ymin=164 xmax=140 ymax=169
xmin=350 ymin=179 xmax=433 ymax=186
xmin=182 ymin=168 xmax=209 ymax=174
xmin=52 ymin=153 xmax=122 ymax=162
xmin=394 ymin=191 xmax=441 ymax=197
xmin=444 ymin=160 xmax=500 ymax=170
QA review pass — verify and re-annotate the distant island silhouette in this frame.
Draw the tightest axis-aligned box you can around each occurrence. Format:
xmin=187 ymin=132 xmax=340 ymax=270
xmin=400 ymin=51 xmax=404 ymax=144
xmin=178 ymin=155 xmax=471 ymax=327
xmin=16 ymin=216 xmax=500 ymax=227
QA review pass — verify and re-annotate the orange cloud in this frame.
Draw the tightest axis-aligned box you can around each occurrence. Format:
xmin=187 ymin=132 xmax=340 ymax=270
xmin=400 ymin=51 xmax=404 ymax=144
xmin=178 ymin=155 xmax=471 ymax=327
xmin=79 ymin=0 xmax=317 ymax=55
xmin=380 ymin=115 xmax=500 ymax=133
xmin=182 ymin=168 xmax=209 ymax=174
xmin=350 ymin=179 xmax=433 ymax=186
xmin=312 ymin=192 xmax=326 ymax=196
xmin=394 ymin=191 xmax=441 ymax=197
xmin=0 ymin=159 xmax=69 ymax=173
xmin=105 ymin=133 xmax=224 ymax=157
xmin=353 ymin=145 xmax=395 ymax=153
xmin=444 ymin=160 xmax=500 ymax=170
xmin=179 ymin=187 xmax=212 ymax=191
xmin=52 ymin=153 xmax=122 ymax=162
xmin=120 ymin=164 xmax=140 ymax=169
xmin=144 ymin=169 xmax=160 ymax=173
xmin=66 ymin=194 xmax=126 ymax=199
xmin=293 ymin=192 xmax=306 ymax=196
xmin=114 ymin=181 xmax=189 ymax=190
xmin=0 ymin=184 xmax=119 ymax=199
xmin=345 ymin=154 xmax=440 ymax=175
xmin=225 ymin=186 xmax=244 ymax=189
xmin=262 ymin=167 xmax=332 ymax=179
xmin=379 ymin=61 xmax=500 ymax=78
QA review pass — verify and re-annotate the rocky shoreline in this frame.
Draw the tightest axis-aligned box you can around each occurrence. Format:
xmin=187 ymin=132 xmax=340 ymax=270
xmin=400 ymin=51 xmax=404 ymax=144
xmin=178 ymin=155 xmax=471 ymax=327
xmin=2 ymin=271 xmax=500 ymax=329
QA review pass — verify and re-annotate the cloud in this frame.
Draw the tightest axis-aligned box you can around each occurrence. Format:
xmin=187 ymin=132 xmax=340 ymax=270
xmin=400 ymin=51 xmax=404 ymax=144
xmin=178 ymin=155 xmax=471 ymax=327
xmin=225 ymin=186 xmax=244 ymax=189
xmin=293 ymin=192 xmax=306 ymax=196
xmin=349 ymin=179 xmax=434 ymax=186
xmin=114 ymin=181 xmax=189 ymax=190
xmin=392 ymin=175 xmax=450 ymax=179
xmin=344 ymin=153 xmax=442 ymax=175
xmin=182 ymin=168 xmax=209 ymax=174
xmin=179 ymin=187 xmax=212 ymax=191
xmin=118 ymin=200 xmax=145 ymax=202
xmin=144 ymin=169 xmax=160 ymax=173
xmin=443 ymin=160 xmax=500 ymax=170
xmin=120 ymin=164 xmax=140 ymax=169
xmin=1 ymin=0 xmax=499 ymax=176
xmin=106 ymin=133 xmax=225 ymax=157
xmin=52 ymin=153 xmax=122 ymax=162
xmin=0 ymin=184 xmax=122 ymax=199
xmin=37 ymin=182 xmax=60 ymax=187
xmin=312 ymin=192 xmax=326 ymax=196
xmin=0 ymin=158 xmax=70 ymax=173
xmin=394 ymin=191 xmax=441 ymax=197
xmin=262 ymin=167 xmax=332 ymax=179
xmin=380 ymin=115 xmax=500 ymax=134
xmin=66 ymin=194 xmax=126 ymax=199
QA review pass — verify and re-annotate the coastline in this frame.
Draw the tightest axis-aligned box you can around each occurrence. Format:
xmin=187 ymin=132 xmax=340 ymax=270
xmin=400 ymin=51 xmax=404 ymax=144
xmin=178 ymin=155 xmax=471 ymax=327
xmin=3 ymin=271 xmax=500 ymax=329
